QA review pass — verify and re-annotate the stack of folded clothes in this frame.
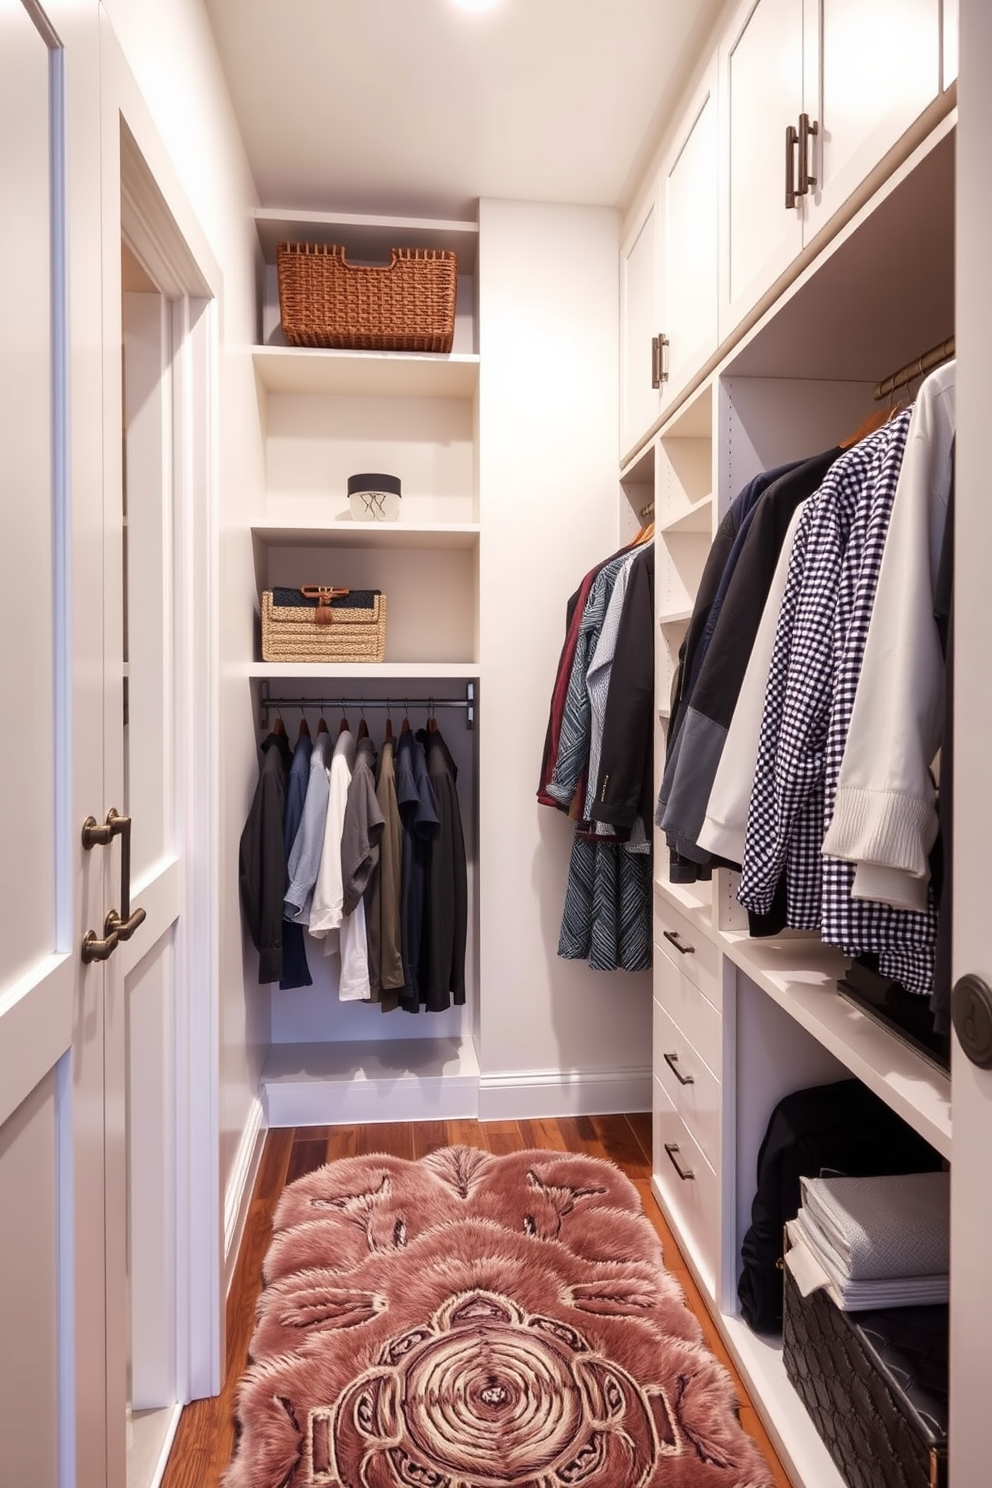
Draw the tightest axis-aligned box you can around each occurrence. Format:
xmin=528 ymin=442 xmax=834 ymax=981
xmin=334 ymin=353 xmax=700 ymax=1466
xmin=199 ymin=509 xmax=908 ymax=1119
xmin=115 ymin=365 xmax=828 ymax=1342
xmin=785 ymin=1170 xmax=949 ymax=1310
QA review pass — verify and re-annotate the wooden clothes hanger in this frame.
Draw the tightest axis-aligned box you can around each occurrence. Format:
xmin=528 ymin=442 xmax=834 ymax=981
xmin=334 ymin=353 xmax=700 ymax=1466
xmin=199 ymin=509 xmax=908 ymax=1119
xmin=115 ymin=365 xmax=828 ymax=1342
xmin=272 ymin=709 xmax=286 ymax=738
xmin=357 ymin=704 xmax=369 ymax=741
xmin=298 ymin=713 xmax=311 ymax=739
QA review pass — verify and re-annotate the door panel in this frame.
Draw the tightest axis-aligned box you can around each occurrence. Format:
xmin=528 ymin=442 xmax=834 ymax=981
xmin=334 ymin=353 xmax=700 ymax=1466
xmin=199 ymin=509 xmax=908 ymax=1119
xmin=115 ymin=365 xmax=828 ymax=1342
xmin=0 ymin=1069 xmax=62 ymax=1488
xmin=126 ymin=932 xmax=176 ymax=1411
xmin=720 ymin=0 xmax=804 ymax=337
xmin=0 ymin=0 xmax=57 ymax=992
xmin=123 ymin=289 xmax=175 ymax=880
xmin=620 ymin=194 xmax=661 ymax=457
xmin=0 ymin=8 xmax=99 ymax=1485
xmin=661 ymin=62 xmax=719 ymax=403
xmin=806 ymin=0 xmax=940 ymax=234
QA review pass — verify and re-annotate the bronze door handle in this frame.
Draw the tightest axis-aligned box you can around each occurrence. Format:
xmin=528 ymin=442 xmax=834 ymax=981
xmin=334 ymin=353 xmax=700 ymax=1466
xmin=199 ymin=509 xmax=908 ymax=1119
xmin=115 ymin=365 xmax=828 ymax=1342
xmin=80 ymin=808 xmax=146 ymax=963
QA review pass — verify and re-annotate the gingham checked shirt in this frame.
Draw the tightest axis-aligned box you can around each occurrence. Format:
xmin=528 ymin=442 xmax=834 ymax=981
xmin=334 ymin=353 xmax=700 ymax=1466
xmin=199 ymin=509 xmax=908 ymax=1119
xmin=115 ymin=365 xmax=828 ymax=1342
xmin=738 ymin=410 xmax=937 ymax=997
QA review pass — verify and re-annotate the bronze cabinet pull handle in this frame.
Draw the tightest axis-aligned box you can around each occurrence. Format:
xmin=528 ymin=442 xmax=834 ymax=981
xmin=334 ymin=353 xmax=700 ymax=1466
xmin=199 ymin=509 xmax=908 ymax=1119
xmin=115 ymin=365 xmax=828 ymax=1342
xmin=663 ymin=1051 xmax=695 ymax=1086
xmin=664 ymin=1143 xmax=695 ymax=1181
xmin=785 ymin=122 xmax=799 ymax=208
xmin=663 ymin=929 xmax=695 ymax=956
xmin=798 ymin=112 xmax=819 ymax=197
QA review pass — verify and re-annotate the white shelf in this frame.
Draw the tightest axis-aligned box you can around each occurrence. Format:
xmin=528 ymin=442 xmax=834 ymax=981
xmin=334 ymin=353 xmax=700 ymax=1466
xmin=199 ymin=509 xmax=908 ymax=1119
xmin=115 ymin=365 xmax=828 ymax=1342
xmin=724 ymin=932 xmax=952 ymax=1158
xmin=658 ymin=497 xmax=713 ymax=536
xmin=249 ymin=662 xmax=480 ymax=681
xmin=252 ymin=522 xmax=480 ymax=551
xmin=252 ymin=345 xmax=480 ymax=399
xmin=719 ymin=1315 xmax=847 ymax=1488
xmin=659 ymin=608 xmax=693 ymax=625
xmin=654 ymin=874 xmax=713 ymax=934
xmin=652 ymin=877 xmax=951 ymax=1157
xmin=253 ymin=208 xmax=480 ymax=270
xmin=648 ymin=1171 xmax=845 ymax=1488
xmin=261 ymin=1035 xmax=480 ymax=1127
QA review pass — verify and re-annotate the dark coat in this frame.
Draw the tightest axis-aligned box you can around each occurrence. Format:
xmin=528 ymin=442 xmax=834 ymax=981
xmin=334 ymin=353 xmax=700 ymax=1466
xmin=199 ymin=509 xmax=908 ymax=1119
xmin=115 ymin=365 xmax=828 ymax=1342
xmin=238 ymin=731 xmax=291 ymax=984
xmin=589 ymin=543 xmax=655 ymax=837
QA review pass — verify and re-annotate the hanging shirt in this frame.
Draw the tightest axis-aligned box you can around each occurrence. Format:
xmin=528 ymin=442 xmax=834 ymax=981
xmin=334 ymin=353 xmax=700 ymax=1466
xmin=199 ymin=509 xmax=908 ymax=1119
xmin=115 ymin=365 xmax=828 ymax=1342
xmin=279 ymin=730 xmax=313 ymax=990
xmin=238 ymin=731 xmax=291 ymax=984
xmin=738 ymin=411 xmax=937 ymax=997
xmin=310 ymin=728 xmax=356 ymax=940
xmin=422 ymin=728 xmax=468 ymax=1010
xmin=823 ymin=364 xmax=957 ymax=909
xmin=395 ymin=729 xmax=439 ymax=1009
xmin=284 ymin=729 xmax=333 ymax=927
xmin=365 ymin=736 xmax=405 ymax=1006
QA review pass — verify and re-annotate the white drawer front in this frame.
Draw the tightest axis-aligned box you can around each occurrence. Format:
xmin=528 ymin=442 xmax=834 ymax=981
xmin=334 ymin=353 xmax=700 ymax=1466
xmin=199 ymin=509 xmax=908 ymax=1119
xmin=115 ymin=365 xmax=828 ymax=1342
xmin=653 ymin=999 xmax=722 ymax=1168
xmin=654 ymin=896 xmax=722 ymax=1009
xmin=653 ymin=947 xmax=722 ymax=1078
xmin=652 ymin=1076 xmax=720 ymax=1297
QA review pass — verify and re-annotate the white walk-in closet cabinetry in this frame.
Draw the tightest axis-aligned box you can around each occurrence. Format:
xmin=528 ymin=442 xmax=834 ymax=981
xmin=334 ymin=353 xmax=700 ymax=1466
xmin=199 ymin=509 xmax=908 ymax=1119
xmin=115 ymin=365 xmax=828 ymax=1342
xmin=249 ymin=212 xmax=482 ymax=1125
xmin=621 ymin=6 xmax=958 ymax=1484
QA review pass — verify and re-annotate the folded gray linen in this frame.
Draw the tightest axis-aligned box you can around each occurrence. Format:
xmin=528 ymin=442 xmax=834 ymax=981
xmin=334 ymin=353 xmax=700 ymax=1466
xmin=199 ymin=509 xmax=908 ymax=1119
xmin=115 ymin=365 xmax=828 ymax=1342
xmin=799 ymin=1171 xmax=949 ymax=1282
xmin=787 ymin=1215 xmax=949 ymax=1310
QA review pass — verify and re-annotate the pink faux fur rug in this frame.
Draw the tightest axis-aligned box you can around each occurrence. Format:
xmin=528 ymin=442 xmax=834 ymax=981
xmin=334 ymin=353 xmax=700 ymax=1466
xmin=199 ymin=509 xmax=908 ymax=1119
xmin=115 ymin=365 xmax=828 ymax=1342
xmin=225 ymin=1146 xmax=772 ymax=1488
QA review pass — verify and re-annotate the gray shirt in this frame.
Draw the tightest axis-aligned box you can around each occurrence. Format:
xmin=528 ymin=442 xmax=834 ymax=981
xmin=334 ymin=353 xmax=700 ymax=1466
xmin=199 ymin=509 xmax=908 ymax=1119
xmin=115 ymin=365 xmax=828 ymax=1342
xmin=283 ymin=729 xmax=333 ymax=925
xmin=342 ymin=737 xmax=385 ymax=916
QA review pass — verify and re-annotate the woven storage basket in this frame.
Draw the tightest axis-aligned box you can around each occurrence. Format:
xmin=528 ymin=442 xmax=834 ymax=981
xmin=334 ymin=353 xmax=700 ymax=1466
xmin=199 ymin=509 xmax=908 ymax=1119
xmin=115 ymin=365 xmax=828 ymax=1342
xmin=276 ymin=243 xmax=457 ymax=352
xmin=261 ymin=587 xmax=387 ymax=663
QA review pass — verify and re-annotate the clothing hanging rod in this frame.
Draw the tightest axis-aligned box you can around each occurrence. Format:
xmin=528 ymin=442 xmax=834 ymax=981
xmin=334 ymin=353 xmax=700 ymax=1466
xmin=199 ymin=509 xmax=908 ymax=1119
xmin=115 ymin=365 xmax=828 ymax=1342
xmin=873 ymin=334 xmax=955 ymax=402
xmin=258 ymin=680 xmax=476 ymax=731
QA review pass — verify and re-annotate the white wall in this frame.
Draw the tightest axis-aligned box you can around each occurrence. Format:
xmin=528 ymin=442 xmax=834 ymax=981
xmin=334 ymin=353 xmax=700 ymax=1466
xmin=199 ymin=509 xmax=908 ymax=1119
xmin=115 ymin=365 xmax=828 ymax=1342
xmin=477 ymin=199 xmax=653 ymax=1114
xmin=100 ymin=0 xmax=267 ymax=1206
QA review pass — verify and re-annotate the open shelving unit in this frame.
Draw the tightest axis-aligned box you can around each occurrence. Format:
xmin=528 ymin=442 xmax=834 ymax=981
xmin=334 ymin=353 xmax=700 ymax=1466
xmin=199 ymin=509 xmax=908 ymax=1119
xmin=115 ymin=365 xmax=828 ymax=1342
xmin=248 ymin=204 xmax=483 ymax=1124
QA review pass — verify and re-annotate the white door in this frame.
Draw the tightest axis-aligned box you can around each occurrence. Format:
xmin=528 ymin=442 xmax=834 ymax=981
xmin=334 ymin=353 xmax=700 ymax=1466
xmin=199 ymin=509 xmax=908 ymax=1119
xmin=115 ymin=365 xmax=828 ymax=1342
xmin=719 ymin=0 xmax=804 ymax=338
xmin=0 ymin=2 xmax=114 ymax=1485
xmin=803 ymin=0 xmax=940 ymax=238
xmin=950 ymin=1 xmax=991 ymax=1478
xmin=620 ymin=190 xmax=662 ymax=458
xmin=110 ymin=274 xmax=186 ymax=1486
xmin=659 ymin=58 xmax=720 ymax=404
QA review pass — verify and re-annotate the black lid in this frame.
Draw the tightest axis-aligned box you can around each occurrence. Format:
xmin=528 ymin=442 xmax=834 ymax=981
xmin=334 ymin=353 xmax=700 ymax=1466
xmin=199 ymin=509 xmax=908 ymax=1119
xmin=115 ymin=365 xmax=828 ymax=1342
xmin=347 ymin=472 xmax=402 ymax=497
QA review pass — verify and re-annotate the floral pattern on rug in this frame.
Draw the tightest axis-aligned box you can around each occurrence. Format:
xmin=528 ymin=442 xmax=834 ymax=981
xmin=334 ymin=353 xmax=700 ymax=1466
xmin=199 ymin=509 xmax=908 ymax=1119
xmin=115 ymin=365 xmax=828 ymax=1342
xmin=225 ymin=1146 xmax=773 ymax=1488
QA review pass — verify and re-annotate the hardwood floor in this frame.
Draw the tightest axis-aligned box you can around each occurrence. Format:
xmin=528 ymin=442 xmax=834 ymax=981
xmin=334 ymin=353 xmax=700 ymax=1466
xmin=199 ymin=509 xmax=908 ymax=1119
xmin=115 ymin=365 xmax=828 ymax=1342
xmin=160 ymin=1115 xmax=792 ymax=1488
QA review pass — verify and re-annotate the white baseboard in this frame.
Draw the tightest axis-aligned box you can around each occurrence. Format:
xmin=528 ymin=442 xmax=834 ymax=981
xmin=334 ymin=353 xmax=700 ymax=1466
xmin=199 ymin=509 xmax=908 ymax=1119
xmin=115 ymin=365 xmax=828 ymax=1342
xmin=478 ymin=1066 xmax=652 ymax=1122
xmin=262 ymin=1037 xmax=479 ymax=1128
xmin=223 ymin=1096 xmax=265 ymax=1295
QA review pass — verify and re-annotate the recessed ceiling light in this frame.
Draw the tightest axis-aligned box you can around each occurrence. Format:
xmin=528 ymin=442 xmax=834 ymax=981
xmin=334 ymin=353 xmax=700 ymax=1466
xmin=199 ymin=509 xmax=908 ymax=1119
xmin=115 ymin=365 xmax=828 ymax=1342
xmin=449 ymin=0 xmax=503 ymax=12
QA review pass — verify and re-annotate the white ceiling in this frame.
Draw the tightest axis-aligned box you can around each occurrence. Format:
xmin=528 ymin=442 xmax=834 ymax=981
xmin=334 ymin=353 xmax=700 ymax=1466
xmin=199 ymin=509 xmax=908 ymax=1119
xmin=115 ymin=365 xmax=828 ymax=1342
xmin=204 ymin=0 xmax=724 ymax=220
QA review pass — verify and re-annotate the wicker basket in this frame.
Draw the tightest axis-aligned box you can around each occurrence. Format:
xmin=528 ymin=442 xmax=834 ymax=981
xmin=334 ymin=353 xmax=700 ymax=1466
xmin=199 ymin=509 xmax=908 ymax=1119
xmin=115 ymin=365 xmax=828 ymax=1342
xmin=276 ymin=243 xmax=457 ymax=352
xmin=261 ymin=587 xmax=387 ymax=663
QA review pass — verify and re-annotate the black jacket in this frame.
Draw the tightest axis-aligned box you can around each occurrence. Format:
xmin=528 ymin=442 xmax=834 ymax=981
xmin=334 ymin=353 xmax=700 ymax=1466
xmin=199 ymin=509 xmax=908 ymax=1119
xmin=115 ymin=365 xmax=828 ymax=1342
xmin=238 ymin=731 xmax=291 ymax=983
xmin=423 ymin=728 xmax=468 ymax=1010
xmin=589 ymin=543 xmax=654 ymax=836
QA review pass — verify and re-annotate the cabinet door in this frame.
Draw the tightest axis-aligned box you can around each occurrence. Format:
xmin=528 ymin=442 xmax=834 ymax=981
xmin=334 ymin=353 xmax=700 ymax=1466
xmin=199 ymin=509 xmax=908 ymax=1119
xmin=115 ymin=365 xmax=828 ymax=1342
xmin=803 ymin=0 xmax=941 ymax=237
xmin=659 ymin=60 xmax=720 ymax=405
xmin=719 ymin=0 xmax=804 ymax=340
xmin=620 ymin=190 xmax=662 ymax=457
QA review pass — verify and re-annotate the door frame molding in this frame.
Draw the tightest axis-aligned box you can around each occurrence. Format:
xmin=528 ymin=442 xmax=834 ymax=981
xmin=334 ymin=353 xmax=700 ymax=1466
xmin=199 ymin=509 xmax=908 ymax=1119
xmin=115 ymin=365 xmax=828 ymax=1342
xmin=102 ymin=14 xmax=224 ymax=1406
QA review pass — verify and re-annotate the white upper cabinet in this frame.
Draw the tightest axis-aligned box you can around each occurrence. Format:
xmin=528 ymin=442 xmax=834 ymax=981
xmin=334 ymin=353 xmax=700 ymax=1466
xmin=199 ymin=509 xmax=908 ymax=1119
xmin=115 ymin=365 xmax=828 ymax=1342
xmin=719 ymin=0 xmax=804 ymax=339
xmin=719 ymin=0 xmax=941 ymax=338
xmin=620 ymin=192 xmax=662 ymax=458
xmin=806 ymin=0 xmax=941 ymax=236
xmin=659 ymin=59 xmax=720 ymax=410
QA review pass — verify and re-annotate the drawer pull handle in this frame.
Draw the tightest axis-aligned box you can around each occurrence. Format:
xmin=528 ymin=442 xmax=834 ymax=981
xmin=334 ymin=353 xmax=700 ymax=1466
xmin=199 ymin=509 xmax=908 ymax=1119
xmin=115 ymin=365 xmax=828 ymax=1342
xmin=663 ymin=1051 xmax=695 ymax=1086
xmin=664 ymin=1142 xmax=695 ymax=1181
xmin=663 ymin=929 xmax=695 ymax=956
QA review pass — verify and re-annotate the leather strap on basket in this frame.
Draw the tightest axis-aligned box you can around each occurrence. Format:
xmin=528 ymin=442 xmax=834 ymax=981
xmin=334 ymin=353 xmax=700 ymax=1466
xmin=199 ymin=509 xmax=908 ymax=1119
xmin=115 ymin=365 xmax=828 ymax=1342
xmin=300 ymin=585 xmax=350 ymax=625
